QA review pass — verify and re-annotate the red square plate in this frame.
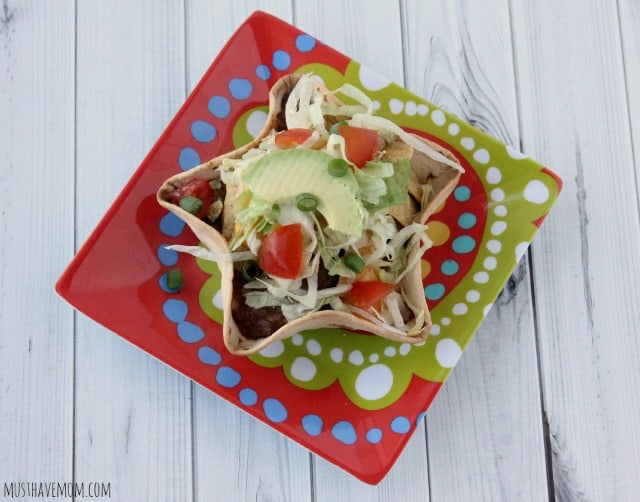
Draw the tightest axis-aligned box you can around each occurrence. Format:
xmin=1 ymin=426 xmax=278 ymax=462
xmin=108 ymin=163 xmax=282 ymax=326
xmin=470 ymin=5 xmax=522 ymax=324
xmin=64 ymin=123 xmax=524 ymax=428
xmin=57 ymin=11 xmax=561 ymax=484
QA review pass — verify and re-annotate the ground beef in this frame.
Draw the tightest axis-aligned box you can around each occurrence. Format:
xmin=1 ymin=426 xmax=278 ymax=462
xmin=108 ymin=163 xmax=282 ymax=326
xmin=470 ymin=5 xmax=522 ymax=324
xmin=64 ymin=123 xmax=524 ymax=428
xmin=275 ymin=90 xmax=290 ymax=132
xmin=317 ymin=262 xmax=339 ymax=289
xmin=205 ymin=179 xmax=226 ymax=232
xmin=231 ymin=275 xmax=287 ymax=340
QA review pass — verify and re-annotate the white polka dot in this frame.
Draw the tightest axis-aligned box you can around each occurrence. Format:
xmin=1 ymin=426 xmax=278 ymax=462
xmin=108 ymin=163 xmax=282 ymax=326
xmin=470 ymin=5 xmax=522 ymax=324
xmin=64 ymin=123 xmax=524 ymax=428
xmin=483 ymin=303 xmax=494 ymax=316
xmin=453 ymin=303 xmax=468 ymax=315
xmin=389 ymin=98 xmax=403 ymax=114
xmin=415 ymin=340 xmax=426 ymax=347
xmin=384 ymin=346 xmax=396 ymax=357
xmin=212 ymin=290 xmax=223 ymax=310
xmin=474 ymin=271 xmax=490 ymax=283
xmin=484 ymin=257 xmax=497 ymax=270
xmin=515 ymin=242 xmax=529 ymax=261
xmin=260 ymin=340 xmax=285 ymax=358
xmin=292 ymin=334 xmax=304 ymax=346
xmin=473 ymin=148 xmax=490 ymax=164
xmin=372 ymin=100 xmax=381 ymax=111
xmin=466 ymin=290 xmax=480 ymax=303
xmin=491 ymin=221 xmax=507 ymax=235
xmin=448 ymin=123 xmax=460 ymax=135
xmin=441 ymin=317 xmax=451 ymax=326
xmin=355 ymin=364 xmax=394 ymax=400
xmin=507 ymin=145 xmax=528 ymax=159
xmin=431 ymin=109 xmax=446 ymax=126
xmin=524 ymin=180 xmax=550 ymax=204
xmin=369 ymin=353 xmax=379 ymax=363
xmin=405 ymin=101 xmax=417 ymax=116
xmin=330 ymin=348 xmax=343 ymax=363
xmin=460 ymin=137 xmax=475 ymax=150
xmin=430 ymin=324 xmax=441 ymax=335
xmin=417 ymin=104 xmax=429 ymax=116
xmin=306 ymin=339 xmax=321 ymax=356
xmin=399 ymin=343 xmax=411 ymax=355
xmin=494 ymin=204 xmax=507 ymax=217
xmin=487 ymin=239 xmax=502 ymax=254
xmin=486 ymin=166 xmax=502 ymax=184
xmin=359 ymin=65 xmax=391 ymax=91
xmin=246 ymin=110 xmax=268 ymax=138
xmin=490 ymin=188 xmax=505 ymax=201
xmin=291 ymin=357 xmax=317 ymax=382
xmin=435 ymin=338 xmax=462 ymax=368
xmin=349 ymin=350 xmax=364 ymax=366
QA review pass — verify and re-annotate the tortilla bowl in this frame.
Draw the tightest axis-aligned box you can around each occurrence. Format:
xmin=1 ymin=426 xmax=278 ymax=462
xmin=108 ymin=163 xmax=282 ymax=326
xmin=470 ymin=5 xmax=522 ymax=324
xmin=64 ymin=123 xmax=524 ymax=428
xmin=157 ymin=73 xmax=462 ymax=355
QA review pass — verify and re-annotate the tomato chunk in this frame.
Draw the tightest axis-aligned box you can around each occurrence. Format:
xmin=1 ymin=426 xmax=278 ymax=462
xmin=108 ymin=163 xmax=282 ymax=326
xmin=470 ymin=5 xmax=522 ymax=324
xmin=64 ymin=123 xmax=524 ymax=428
xmin=345 ymin=280 xmax=396 ymax=310
xmin=258 ymin=223 xmax=304 ymax=279
xmin=168 ymin=178 xmax=213 ymax=218
xmin=338 ymin=124 xmax=379 ymax=168
xmin=275 ymin=128 xmax=313 ymax=149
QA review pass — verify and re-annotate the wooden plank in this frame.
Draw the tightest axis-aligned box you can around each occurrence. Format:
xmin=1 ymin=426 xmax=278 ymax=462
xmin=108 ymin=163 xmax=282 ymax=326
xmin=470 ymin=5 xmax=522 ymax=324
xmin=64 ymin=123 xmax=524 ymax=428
xmin=293 ymin=1 xmax=433 ymax=497
xmin=619 ymin=0 xmax=640 ymax=196
xmin=401 ymin=1 xmax=549 ymax=499
xmin=0 ymin=0 xmax=75 ymax=486
xmin=511 ymin=0 xmax=640 ymax=498
xmin=73 ymin=2 xmax=193 ymax=500
xmin=185 ymin=2 xmax=314 ymax=501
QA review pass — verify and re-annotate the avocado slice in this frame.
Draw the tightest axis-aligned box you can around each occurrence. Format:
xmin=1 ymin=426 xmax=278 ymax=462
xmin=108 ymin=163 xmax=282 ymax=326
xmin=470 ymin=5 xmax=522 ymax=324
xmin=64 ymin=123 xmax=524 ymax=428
xmin=241 ymin=149 xmax=365 ymax=236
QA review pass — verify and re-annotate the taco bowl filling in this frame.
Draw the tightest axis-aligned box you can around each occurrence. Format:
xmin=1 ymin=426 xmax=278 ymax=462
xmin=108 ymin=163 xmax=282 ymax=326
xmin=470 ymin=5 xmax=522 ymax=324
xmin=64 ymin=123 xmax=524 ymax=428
xmin=158 ymin=74 xmax=463 ymax=352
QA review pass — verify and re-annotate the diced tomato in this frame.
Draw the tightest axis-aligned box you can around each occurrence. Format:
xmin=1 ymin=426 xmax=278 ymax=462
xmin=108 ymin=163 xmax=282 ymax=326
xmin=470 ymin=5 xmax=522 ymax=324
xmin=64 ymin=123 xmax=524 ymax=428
xmin=338 ymin=124 xmax=379 ymax=168
xmin=168 ymin=178 xmax=213 ymax=218
xmin=274 ymin=128 xmax=314 ymax=149
xmin=258 ymin=223 xmax=304 ymax=279
xmin=345 ymin=280 xmax=396 ymax=310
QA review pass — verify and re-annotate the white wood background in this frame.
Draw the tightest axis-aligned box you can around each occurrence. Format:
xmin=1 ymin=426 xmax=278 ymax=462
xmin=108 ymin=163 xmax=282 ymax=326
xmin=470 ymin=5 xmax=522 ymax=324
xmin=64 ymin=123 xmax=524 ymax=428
xmin=2 ymin=0 xmax=639 ymax=500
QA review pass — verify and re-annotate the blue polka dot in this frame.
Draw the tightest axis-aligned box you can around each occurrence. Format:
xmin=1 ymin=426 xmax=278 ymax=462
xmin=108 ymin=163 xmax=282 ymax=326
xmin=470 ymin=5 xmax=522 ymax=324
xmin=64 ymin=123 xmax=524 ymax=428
xmin=391 ymin=416 xmax=411 ymax=434
xmin=272 ymin=50 xmax=291 ymax=70
xmin=302 ymin=415 xmax=323 ymax=437
xmin=208 ymin=95 xmax=231 ymax=118
xmin=452 ymin=235 xmax=476 ymax=254
xmin=454 ymin=185 xmax=471 ymax=202
xmin=332 ymin=421 xmax=357 ymax=445
xmin=295 ymin=34 xmax=316 ymax=52
xmin=162 ymin=299 xmax=188 ymax=323
xmin=179 ymin=147 xmax=200 ymax=171
xmin=228 ymin=78 xmax=253 ymax=100
xmin=191 ymin=120 xmax=217 ymax=143
xmin=441 ymin=259 xmax=459 ymax=276
xmin=416 ymin=411 xmax=427 ymax=425
xmin=425 ymin=283 xmax=445 ymax=301
xmin=198 ymin=346 xmax=221 ymax=366
xmin=256 ymin=64 xmax=271 ymax=80
xmin=458 ymin=212 xmax=477 ymax=229
xmin=157 ymin=245 xmax=178 ymax=266
xmin=159 ymin=273 xmax=181 ymax=293
xmin=263 ymin=398 xmax=288 ymax=423
xmin=239 ymin=388 xmax=258 ymax=406
xmin=366 ymin=428 xmax=383 ymax=444
xmin=159 ymin=212 xmax=186 ymax=237
xmin=177 ymin=321 xmax=204 ymax=343
xmin=216 ymin=366 xmax=241 ymax=388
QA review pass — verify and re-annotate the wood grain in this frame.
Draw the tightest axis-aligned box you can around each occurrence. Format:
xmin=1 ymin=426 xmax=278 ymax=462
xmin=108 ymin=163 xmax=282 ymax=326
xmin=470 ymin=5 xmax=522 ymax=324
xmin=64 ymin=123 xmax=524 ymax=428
xmin=73 ymin=2 xmax=193 ymax=500
xmin=0 ymin=0 xmax=75 ymax=485
xmin=402 ymin=1 xmax=549 ymax=499
xmin=511 ymin=0 xmax=640 ymax=499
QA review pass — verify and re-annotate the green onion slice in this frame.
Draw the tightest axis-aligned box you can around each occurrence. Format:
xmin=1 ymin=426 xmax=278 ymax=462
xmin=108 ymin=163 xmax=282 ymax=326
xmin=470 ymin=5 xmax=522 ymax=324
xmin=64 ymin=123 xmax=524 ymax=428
xmin=166 ymin=268 xmax=183 ymax=291
xmin=179 ymin=195 xmax=203 ymax=215
xmin=344 ymin=252 xmax=365 ymax=274
xmin=328 ymin=158 xmax=349 ymax=177
xmin=296 ymin=193 xmax=318 ymax=212
xmin=240 ymin=260 xmax=261 ymax=282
